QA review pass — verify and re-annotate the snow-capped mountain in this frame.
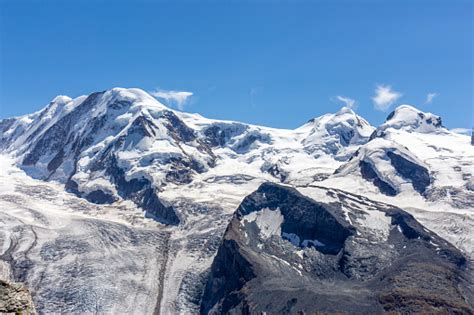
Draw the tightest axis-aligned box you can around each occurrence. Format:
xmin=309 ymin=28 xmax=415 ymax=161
xmin=370 ymin=104 xmax=443 ymax=137
xmin=329 ymin=105 xmax=474 ymax=208
xmin=2 ymin=89 xmax=472 ymax=217
xmin=0 ymin=88 xmax=379 ymax=225
xmin=1 ymin=87 xmax=473 ymax=314
xmin=299 ymin=106 xmax=375 ymax=160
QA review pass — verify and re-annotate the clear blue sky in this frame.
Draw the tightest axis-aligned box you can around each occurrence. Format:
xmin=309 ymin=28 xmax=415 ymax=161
xmin=0 ymin=0 xmax=472 ymax=130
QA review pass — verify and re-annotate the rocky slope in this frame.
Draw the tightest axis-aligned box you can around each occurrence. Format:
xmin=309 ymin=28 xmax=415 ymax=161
xmin=0 ymin=280 xmax=35 ymax=314
xmin=201 ymin=183 xmax=473 ymax=314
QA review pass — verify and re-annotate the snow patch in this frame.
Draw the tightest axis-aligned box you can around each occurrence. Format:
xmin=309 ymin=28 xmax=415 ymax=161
xmin=243 ymin=208 xmax=284 ymax=239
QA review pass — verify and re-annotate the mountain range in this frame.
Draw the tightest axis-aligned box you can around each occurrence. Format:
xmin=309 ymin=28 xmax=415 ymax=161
xmin=0 ymin=88 xmax=473 ymax=314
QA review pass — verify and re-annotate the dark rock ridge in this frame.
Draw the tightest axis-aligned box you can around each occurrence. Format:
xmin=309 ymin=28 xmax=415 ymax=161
xmin=202 ymin=123 xmax=248 ymax=148
xmin=359 ymin=160 xmax=398 ymax=196
xmin=68 ymin=150 xmax=180 ymax=225
xmin=337 ymin=140 xmax=434 ymax=197
xmin=235 ymin=182 xmax=355 ymax=255
xmin=386 ymin=151 xmax=431 ymax=193
xmin=201 ymin=183 xmax=473 ymax=314
xmin=260 ymin=162 xmax=289 ymax=183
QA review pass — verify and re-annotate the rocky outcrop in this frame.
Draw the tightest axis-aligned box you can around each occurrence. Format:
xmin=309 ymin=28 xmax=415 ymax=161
xmin=201 ymin=183 xmax=473 ymax=314
xmin=202 ymin=123 xmax=248 ymax=148
xmin=387 ymin=151 xmax=431 ymax=193
xmin=0 ymin=280 xmax=35 ymax=314
xmin=235 ymin=183 xmax=355 ymax=254
xmin=359 ymin=160 xmax=397 ymax=196
xmin=260 ymin=162 xmax=288 ymax=183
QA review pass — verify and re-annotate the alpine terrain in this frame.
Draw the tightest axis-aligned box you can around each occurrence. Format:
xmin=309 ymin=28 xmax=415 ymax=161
xmin=0 ymin=88 xmax=473 ymax=314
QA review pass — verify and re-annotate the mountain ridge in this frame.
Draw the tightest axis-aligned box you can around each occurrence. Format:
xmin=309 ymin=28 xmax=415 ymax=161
xmin=0 ymin=88 xmax=473 ymax=314
xmin=1 ymin=87 xmax=472 ymax=225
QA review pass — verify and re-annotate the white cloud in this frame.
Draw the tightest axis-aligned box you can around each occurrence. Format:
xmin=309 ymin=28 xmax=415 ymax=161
xmin=249 ymin=87 xmax=263 ymax=107
xmin=424 ymin=92 xmax=438 ymax=104
xmin=333 ymin=95 xmax=357 ymax=109
xmin=372 ymin=84 xmax=402 ymax=111
xmin=150 ymin=88 xmax=193 ymax=110
xmin=450 ymin=128 xmax=471 ymax=135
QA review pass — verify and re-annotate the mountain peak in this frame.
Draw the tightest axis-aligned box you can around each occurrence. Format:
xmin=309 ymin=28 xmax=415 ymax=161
xmin=51 ymin=95 xmax=73 ymax=105
xmin=335 ymin=106 xmax=355 ymax=115
xmin=371 ymin=104 xmax=444 ymax=138
xmin=299 ymin=107 xmax=374 ymax=159
xmin=387 ymin=104 xmax=442 ymax=127
xmin=303 ymin=106 xmax=365 ymax=128
xmin=103 ymin=87 xmax=168 ymax=111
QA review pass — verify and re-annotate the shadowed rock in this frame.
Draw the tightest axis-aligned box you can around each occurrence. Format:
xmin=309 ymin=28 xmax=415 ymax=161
xmin=387 ymin=151 xmax=431 ymax=194
xmin=201 ymin=183 xmax=473 ymax=314
xmin=360 ymin=160 xmax=397 ymax=196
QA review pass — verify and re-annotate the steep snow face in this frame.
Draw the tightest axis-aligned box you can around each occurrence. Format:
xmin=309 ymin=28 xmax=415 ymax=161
xmin=372 ymin=105 xmax=444 ymax=138
xmin=299 ymin=107 xmax=375 ymax=161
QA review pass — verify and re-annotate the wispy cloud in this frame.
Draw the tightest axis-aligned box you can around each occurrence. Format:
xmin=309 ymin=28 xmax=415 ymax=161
xmin=372 ymin=84 xmax=402 ymax=111
xmin=424 ymin=92 xmax=438 ymax=104
xmin=332 ymin=95 xmax=357 ymax=109
xmin=249 ymin=86 xmax=263 ymax=108
xmin=450 ymin=128 xmax=471 ymax=135
xmin=150 ymin=88 xmax=193 ymax=110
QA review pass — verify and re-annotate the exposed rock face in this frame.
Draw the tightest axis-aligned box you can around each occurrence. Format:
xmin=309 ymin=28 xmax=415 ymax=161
xmin=236 ymin=183 xmax=355 ymax=255
xmin=386 ymin=151 xmax=431 ymax=194
xmin=357 ymin=151 xmax=431 ymax=196
xmin=0 ymin=280 xmax=36 ymax=314
xmin=359 ymin=160 xmax=397 ymax=196
xmin=260 ymin=162 xmax=289 ymax=183
xmin=201 ymin=183 xmax=473 ymax=314
xmin=202 ymin=123 xmax=248 ymax=148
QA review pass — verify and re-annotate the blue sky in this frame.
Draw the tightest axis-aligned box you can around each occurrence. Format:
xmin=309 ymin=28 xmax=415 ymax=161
xmin=0 ymin=0 xmax=472 ymax=130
